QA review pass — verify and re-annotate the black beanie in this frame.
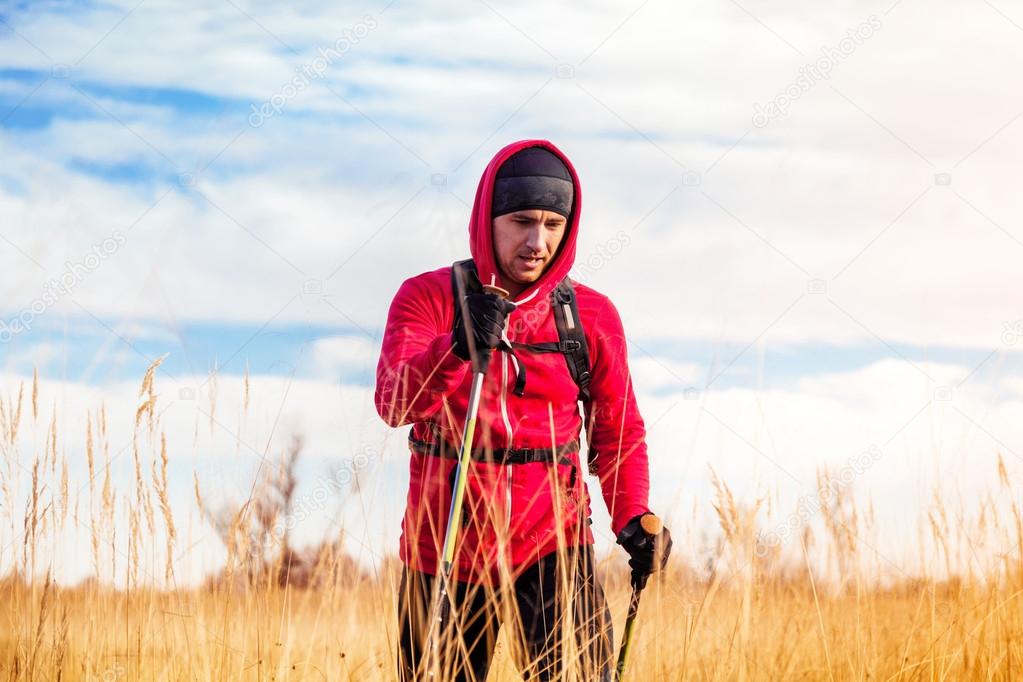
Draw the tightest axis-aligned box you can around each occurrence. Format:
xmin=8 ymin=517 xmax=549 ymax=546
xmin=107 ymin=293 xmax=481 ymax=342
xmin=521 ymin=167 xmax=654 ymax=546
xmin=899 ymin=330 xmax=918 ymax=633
xmin=491 ymin=147 xmax=574 ymax=219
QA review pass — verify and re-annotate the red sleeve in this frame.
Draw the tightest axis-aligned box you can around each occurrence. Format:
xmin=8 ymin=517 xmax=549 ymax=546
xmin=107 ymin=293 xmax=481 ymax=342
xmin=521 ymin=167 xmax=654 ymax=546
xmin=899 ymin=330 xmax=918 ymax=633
xmin=374 ymin=275 xmax=470 ymax=427
xmin=586 ymin=296 xmax=651 ymax=537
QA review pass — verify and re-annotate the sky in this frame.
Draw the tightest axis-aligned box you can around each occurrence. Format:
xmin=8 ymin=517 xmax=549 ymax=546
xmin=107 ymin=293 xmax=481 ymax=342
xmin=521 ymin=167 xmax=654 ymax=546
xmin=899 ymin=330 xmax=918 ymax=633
xmin=1 ymin=0 xmax=1022 ymax=587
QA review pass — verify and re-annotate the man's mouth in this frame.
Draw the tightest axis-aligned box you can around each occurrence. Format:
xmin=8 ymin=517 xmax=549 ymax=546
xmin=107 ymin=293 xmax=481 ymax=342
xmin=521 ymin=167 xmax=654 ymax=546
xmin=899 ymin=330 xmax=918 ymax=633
xmin=519 ymin=256 xmax=543 ymax=268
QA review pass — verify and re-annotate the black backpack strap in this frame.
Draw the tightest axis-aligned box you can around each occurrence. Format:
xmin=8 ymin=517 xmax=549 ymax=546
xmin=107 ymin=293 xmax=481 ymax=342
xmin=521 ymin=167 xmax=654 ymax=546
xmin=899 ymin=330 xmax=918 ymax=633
xmin=551 ymin=279 xmax=598 ymax=475
xmin=508 ymin=280 xmax=592 ymax=403
xmin=509 ymin=340 xmax=582 ymax=354
xmin=411 ymin=430 xmax=582 ymax=498
xmin=409 ymin=431 xmax=579 ymax=466
xmin=550 ymin=279 xmax=592 ymax=403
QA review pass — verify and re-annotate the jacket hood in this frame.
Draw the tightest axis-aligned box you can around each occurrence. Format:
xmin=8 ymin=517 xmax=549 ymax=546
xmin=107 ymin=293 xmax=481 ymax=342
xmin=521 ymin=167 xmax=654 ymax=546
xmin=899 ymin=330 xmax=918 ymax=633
xmin=467 ymin=139 xmax=580 ymax=306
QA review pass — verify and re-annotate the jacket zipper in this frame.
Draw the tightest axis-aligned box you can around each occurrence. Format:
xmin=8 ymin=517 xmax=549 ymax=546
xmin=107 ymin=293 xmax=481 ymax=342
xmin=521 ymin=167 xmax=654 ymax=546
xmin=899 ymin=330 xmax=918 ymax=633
xmin=500 ymin=343 xmax=514 ymax=538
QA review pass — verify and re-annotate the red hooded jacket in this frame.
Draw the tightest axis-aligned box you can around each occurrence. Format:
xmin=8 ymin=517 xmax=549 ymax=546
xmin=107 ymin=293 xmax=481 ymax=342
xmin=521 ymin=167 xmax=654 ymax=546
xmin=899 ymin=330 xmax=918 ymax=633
xmin=375 ymin=139 xmax=650 ymax=585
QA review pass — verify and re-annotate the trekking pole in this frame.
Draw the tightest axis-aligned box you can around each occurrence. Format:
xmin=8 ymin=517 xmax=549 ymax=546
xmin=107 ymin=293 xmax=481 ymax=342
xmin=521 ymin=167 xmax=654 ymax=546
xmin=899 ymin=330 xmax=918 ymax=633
xmin=426 ymin=281 xmax=509 ymax=678
xmin=615 ymin=513 xmax=663 ymax=681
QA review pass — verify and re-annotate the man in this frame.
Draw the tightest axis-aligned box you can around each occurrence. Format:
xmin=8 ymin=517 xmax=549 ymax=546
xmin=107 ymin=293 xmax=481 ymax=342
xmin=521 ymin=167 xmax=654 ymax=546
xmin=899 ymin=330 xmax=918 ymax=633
xmin=375 ymin=139 xmax=671 ymax=681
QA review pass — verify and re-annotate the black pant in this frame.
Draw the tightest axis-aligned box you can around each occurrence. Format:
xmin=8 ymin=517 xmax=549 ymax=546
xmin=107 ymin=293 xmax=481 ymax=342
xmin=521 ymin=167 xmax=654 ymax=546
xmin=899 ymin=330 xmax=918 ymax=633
xmin=397 ymin=545 xmax=614 ymax=681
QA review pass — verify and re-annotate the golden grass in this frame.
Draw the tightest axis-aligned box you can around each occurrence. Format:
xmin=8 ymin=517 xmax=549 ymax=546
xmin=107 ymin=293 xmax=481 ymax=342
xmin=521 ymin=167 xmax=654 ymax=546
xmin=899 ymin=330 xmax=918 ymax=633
xmin=0 ymin=364 xmax=1020 ymax=681
xmin=1 ymin=559 xmax=1021 ymax=680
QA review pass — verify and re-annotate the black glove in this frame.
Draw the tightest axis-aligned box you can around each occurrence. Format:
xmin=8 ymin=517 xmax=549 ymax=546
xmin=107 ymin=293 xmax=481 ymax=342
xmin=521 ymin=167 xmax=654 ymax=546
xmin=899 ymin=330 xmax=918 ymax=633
xmin=452 ymin=291 xmax=515 ymax=371
xmin=616 ymin=512 xmax=672 ymax=589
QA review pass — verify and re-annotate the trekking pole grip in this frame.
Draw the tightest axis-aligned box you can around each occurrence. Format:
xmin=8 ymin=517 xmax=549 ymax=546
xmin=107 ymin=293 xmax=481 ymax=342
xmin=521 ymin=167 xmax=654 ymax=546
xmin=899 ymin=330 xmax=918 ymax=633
xmin=471 ymin=284 xmax=509 ymax=375
xmin=640 ymin=513 xmax=662 ymax=536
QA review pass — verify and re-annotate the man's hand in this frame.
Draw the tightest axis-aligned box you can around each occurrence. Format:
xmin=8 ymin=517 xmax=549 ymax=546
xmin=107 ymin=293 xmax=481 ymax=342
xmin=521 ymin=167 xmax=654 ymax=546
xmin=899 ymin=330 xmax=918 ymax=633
xmin=616 ymin=512 xmax=672 ymax=589
xmin=452 ymin=292 xmax=516 ymax=367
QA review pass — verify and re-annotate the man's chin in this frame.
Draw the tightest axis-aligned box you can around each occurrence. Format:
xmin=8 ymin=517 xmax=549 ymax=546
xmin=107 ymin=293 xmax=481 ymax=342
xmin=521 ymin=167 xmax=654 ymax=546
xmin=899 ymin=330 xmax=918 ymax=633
xmin=510 ymin=269 xmax=542 ymax=285
xmin=498 ymin=262 xmax=545 ymax=291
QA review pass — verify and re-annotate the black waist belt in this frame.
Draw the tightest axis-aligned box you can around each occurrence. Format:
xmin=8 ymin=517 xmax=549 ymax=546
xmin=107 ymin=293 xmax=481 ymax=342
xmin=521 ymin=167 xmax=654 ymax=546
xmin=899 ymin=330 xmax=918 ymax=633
xmin=408 ymin=429 xmax=579 ymax=467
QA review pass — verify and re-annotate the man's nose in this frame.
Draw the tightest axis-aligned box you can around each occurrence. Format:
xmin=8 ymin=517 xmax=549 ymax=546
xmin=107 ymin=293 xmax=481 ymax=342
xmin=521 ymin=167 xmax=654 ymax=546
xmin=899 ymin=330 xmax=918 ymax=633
xmin=524 ymin=225 xmax=545 ymax=252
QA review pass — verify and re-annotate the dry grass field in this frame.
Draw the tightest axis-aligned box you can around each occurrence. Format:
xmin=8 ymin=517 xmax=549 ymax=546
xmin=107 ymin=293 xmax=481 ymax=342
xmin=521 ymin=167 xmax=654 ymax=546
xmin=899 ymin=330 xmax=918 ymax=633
xmin=1 ymin=362 xmax=1021 ymax=680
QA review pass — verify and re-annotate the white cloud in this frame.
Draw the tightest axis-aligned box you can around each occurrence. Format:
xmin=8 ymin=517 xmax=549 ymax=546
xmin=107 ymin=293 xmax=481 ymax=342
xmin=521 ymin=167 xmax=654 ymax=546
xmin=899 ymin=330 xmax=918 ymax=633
xmin=309 ymin=334 xmax=380 ymax=378
xmin=629 ymin=355 xmax=702 ymax=392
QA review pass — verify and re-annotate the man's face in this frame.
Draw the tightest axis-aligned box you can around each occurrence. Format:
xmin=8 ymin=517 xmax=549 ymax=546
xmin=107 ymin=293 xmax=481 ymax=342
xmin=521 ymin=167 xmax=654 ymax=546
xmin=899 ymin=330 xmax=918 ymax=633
xmin=492 ymin=209 xmax=568 ymax=293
